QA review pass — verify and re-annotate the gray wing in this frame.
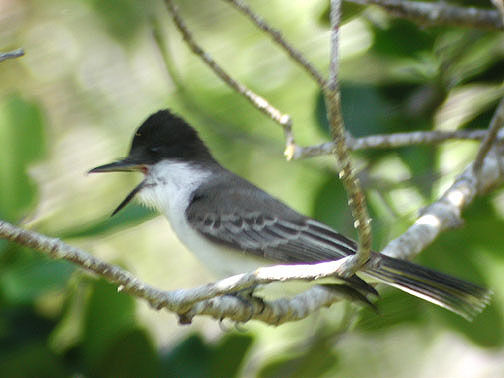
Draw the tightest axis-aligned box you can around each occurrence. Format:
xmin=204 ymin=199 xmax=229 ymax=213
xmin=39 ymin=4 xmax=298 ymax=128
xmin=186 ymin=173 xmax=376 ymax=294
xmin=186 ymin=177 xmax=357 ymax=263
xmin=187 ymin=207 xmax=358 ymax=263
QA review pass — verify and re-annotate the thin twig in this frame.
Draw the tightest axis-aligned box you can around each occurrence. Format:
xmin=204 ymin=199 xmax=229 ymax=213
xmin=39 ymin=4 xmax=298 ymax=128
xmin=0 ymin=48 xmax=24 ymax=63
xmin=324 ymin=0 xmax=372 ymax=276
xmin=163 ymin=0 xmax=292 ymax=133
xmin=346 ymin=0 xmax=503 ymax=30
xmin=290 ymin=129 xmax=489 ymax=159
xmin=223 ymin=0 xmax=326 ymax=88
xmin=473 ymin=98 xmax=504 ymax=175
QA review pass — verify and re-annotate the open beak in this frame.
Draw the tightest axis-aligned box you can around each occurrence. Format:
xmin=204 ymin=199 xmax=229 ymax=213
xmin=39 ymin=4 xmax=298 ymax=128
xmin=89 ymin=158 xmax=147 ymax=216
xmin=88 ymin=158 xmax=145 ymax=174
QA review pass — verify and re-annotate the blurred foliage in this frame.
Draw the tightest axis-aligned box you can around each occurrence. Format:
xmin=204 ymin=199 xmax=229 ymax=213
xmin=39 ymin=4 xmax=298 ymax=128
xmin=258 ymin=332 xmax=340 ymax=378
xmin=89 ymin=0 xmax=147 ymax=43
xmin=1 ymin=0 xmax=504 ymax=377
xmin=59 ymin=204 xmax=155 ymax=239
xmin=0 ymin=95 xmax=46 ymax=222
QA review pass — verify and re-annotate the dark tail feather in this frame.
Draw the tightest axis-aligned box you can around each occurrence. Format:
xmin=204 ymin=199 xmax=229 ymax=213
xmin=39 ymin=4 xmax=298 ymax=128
xmin=364 ymin=254 xmax=492 ymax=321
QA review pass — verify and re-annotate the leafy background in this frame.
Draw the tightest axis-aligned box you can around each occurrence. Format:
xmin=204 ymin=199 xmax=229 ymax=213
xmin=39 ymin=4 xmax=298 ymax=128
xmin=1 ymin=0 xmax=504 ymax=376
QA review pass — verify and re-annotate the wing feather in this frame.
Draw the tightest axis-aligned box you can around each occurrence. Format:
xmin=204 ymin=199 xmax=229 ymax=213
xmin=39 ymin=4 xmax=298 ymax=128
xmin=185 ymin=179 xmax=378 ymax=295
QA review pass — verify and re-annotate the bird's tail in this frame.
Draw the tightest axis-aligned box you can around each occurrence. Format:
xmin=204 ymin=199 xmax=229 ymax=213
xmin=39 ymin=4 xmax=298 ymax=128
xmin=363 ymin=253 xmax=492 ymax=320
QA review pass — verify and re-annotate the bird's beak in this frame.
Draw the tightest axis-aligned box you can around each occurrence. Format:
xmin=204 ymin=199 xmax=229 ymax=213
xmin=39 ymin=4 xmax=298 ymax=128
xmin=89 ymin=157 xmax=147 ymax=216
xmin=88 ymin=158 xmax=144 ymax=173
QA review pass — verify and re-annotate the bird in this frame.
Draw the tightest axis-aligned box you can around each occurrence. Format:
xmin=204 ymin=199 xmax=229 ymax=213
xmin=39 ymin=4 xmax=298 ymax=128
xmin=89 ymin=109 xmax=491 ymax=320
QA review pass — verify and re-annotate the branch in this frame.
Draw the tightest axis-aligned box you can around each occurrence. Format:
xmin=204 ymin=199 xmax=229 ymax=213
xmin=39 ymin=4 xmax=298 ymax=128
xmin=473 ymin=98 xmax=504 ymax=174
xmin=492 ymin=0 xmax=504 ymax=22
xmin=346 ymin=0 xmax=503 ymax=30
xmin=161 ymin=1 xmax=372 ymax=270
xmin=0 ymin=48 xmax=24 ymax=63
xmin=216 ymin=0 xmax=321 ymax=159
xmin=163 ymin=0 xmax=292 ymax=135
xmin=323 ymin=0 xmax=372 ymax=276
xmin=223 ymin=0 xmax=326 ymax=88
xmin=290 ymin=129 xmax=488 ymax=159
xmin=0 ymin=219 xmax=361 ymax=325
xmin=383 ymin=107 xmax=504 ymax=260
xmin=3 ymin=98 xmax=503 ymax=323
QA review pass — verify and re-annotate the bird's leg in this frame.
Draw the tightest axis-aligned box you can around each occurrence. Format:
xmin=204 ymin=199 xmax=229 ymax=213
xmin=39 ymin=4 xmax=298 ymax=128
xmin=226 ymin=285 xmax=266 ymax=321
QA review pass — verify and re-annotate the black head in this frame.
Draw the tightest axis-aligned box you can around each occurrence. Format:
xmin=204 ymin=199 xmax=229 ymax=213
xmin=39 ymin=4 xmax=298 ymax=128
xmin=89 ymin=109 xmax=215 ymax=216
xmin=127 ymin=110 xmax=214 ymax=164
xmin=90 ymin=110 xmax=215 ymax=174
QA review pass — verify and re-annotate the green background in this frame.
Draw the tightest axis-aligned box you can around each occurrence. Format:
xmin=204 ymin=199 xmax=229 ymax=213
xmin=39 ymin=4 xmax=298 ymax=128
xmin=1 ymin=0 xmax=504 ymax=376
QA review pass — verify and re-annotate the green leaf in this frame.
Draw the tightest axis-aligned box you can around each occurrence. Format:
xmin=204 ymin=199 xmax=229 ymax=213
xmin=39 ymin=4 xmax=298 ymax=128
xmin=398 ymin=144 xmax=436 ymax=198
xmin=416 ymin=198 xmax=504 ymax=346
xmin=259 ymin=335 xmax=339 ymax=378
xmin=312 ymin=171 xmax=387 ymax=248
xmin=96 ymin=329 xmax=159 ymax=378
xmin=160 ymin=333 xmax=253 ymax=378
xmin=318 ymin=1 xmax=366 ymax=26
xmin=59 ymin=204 xmax=155 ymax=239
xmin=312 ymin=173 xmax=354 ymax=236
xmin=82 ymin=280 xmax=137 ymax=368
xmin=314 ymin=85 xmax=393 ymax=139
xmin=0 ymin=247 xmax=75 ymax=305
xmin=90 ymin=0 xmax=146 ymax=42
xmin=0 ymin=306 xmax=57 ymax=349
xmin=210 ymin=334 xmax=254 ymax=377
xmin=0 ymin=95 xmax=46 ymax=222
xmin=0 ymin=341 xmax=67 ymax=378
xmin=161 ymin=334 xmax=213 ymax=378
xmin=372 ymin=19 xmax=435 ymax=58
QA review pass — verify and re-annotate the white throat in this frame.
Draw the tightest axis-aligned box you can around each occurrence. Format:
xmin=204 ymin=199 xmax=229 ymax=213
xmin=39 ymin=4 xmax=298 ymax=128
xmin=138 ymin=160 xmax=210 ymax=216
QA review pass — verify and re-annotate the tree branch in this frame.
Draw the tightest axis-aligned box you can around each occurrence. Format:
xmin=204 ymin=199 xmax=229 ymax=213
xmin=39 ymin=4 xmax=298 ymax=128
xmin=473 ymin=98 xmax=504 ymax=174
xmin=160 ymin=0 xmax=502 ymax=282
xmin=163 ymin=0 xmax=292 ymax=135
xmin=492 ymin=0 xmax=504 ymax=22
xmin=3 ymin=122 xmax=503 ymax=324
xmin=383 ymin=106 xmax=504 ymax=260
xmin=3 ymin=100 xmax=503 ymax=325
xmin=0 ymin=219 xmax=362 ymax=325
xmin=346 ymin=0 xmax=503 ymax=30
xmin=0 ymin=48 xmax=24 ymax=63
xmin=290 ymin=129 xmax=489 ymax=159
xmin=324 ymin=0 xmax=372 ymax=276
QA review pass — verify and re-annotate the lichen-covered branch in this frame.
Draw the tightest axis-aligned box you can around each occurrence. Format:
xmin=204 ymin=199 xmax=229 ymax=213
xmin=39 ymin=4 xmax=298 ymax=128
xmin=290 ymin=129 xmax=488 ymax=159
xmin=346 ymin=0 xmax=503 ymax=30
xmin=0 ymin=219 xmax=356 ymax=325
xmin=324 ymin=0 xmax=372 ymax=276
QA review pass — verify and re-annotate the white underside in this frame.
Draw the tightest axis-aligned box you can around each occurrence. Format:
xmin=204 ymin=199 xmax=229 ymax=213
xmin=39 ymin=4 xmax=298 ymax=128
xmin=138 ymin=161 xmax=270 ymax=277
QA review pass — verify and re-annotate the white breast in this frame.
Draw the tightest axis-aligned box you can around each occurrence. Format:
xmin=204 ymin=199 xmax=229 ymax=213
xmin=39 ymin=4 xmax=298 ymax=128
xmin=138 ymin=160 xmax=268 ymax=278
